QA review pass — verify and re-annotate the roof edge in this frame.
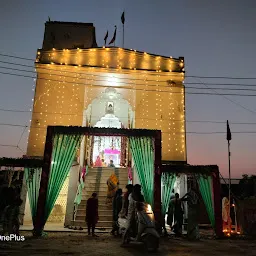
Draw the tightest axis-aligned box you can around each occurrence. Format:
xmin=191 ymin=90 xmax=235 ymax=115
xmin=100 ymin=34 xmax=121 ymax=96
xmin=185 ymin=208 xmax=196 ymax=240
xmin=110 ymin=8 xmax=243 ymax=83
xmin=45 ymin=21 xmax=94 ymax=26
xmin=37 ymin=46 xmax=183 ymax=61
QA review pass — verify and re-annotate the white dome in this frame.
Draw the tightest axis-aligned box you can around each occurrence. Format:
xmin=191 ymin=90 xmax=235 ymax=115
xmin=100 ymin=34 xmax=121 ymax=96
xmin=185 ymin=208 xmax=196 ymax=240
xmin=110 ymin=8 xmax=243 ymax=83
xmin=95 ymin=114 xmax=121 ymax=128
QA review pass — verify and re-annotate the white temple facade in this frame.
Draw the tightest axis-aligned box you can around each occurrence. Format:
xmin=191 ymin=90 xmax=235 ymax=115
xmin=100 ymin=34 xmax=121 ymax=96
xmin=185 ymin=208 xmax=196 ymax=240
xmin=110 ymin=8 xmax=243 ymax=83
xmin=23 ymin=21 xmax=187 ymax=225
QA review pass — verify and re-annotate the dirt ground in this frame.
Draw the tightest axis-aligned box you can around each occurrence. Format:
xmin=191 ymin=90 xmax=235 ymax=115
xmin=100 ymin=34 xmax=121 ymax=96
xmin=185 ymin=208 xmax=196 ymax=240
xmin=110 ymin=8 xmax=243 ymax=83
xmin=0 ymin=232 xmax=255 ymax=256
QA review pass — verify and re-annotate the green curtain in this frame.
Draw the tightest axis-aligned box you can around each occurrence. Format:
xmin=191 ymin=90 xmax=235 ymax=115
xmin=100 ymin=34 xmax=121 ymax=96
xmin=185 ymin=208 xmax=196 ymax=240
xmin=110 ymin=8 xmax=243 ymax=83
xmin=43 ymin=134 xmax=83 ymax=224
xmin=197 ymin=175 xmax=215 ymax=228
xmin=161 ymin=173 xmax=176 ymax=217
xmin=129 ymin=137 xmax=154 ymax=206
xmin=24 ymin=167 xmax=42 ymax=225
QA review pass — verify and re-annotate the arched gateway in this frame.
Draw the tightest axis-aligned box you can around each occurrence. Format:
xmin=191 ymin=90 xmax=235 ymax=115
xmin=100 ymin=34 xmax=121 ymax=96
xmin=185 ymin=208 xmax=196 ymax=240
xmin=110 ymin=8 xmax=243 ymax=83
xmin=32 ymin=126 xmax=162 ymax=236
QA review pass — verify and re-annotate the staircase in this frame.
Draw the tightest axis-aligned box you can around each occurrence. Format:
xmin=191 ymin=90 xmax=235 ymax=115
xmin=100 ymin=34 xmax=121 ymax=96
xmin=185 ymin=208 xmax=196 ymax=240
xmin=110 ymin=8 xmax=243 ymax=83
xmin=72 ymin=167 xmax=128 ymax=231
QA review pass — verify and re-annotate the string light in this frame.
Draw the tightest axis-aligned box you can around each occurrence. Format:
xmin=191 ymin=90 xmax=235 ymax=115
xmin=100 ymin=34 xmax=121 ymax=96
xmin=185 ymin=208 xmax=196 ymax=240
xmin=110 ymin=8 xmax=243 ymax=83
xmin=29 ymin=48 xmax=186 ymax=161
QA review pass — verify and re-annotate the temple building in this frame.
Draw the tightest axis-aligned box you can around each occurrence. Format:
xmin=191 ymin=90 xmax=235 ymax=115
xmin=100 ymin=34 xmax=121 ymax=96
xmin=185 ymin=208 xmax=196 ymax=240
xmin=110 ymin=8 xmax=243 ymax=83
xmin=23 ymin=21 xmax=187 ymax=227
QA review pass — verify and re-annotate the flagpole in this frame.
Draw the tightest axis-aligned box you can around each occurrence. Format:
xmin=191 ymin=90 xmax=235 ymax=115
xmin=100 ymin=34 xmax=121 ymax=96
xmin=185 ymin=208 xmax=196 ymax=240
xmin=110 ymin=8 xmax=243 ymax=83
xmin=226 ymin=120 xmax=232 ymax=234
xmin=122 ymin=23 xmax=124 ymax=48
xmin=114 ymin=26 xmax=116 ymax=47
xmin=228 ymin=140 xmax=231 ymax=232
xmin=121 ymin=11 xmax=125 ymax=48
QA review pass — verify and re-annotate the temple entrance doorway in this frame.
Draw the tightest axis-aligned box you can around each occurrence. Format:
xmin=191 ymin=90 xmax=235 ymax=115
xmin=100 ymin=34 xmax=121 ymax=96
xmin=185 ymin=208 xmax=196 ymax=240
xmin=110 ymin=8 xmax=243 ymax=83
xmin=93 ymin=113 xmax=122 ymax=167
xmin=82 ymin=88 xmax=134 ymax=168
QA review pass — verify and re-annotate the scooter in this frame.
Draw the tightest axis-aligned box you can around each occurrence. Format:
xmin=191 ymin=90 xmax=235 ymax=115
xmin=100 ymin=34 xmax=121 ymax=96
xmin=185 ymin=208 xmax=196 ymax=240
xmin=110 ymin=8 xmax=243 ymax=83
xmin=118 ymin=203 xmax=160 ymax=252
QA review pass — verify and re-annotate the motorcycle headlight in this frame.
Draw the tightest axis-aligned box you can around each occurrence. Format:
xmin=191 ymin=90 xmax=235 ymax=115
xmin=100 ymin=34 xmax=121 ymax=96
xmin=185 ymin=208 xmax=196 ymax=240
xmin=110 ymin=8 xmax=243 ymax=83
xmin=146 ymin=204 xmax=152 ymax=213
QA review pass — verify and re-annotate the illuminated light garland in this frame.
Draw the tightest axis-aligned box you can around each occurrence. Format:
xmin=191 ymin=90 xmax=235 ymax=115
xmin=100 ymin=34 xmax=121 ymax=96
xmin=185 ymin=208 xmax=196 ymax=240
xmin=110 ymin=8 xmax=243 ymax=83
xmin=141 ymin=74 xmax=145 ymax=128
xmin=145 ymin=73 xmax=149 ymax=128
xmin=38 ymin=48 xmax=184 ymax=75
xmin=30 ymin=50 xmax=186 ymax=160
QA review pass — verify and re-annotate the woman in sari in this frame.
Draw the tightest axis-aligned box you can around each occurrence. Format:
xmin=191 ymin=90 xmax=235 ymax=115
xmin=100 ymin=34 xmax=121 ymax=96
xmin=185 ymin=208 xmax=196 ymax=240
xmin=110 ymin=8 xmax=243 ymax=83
xmin=94 ymin=156 xmax=102 ymax=167
xmin=106 ymin=174 xmax=119 ymax=205
xmin=222 ymin=197 xmax=231 ymax=232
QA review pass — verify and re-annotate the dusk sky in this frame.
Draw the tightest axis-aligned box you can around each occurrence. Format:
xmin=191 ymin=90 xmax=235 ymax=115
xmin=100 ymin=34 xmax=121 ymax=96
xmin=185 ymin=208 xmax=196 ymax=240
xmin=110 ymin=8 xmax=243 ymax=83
xmin=0 ymin=0 xmax=255 ymax=178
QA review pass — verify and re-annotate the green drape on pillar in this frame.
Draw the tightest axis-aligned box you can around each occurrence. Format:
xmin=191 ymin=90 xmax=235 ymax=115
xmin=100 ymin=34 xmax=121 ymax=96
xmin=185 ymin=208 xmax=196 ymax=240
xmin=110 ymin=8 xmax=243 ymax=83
xmin=197 ymin=175 xmax=215 ymax=228
xmin=24 ymin=168 xmax=42 ymax=225
xmin=161 ymin=173 xmax=176 ymax=216
xmin=43 ymin=134 xmax=83 ymax=224
xmin=129 ymin=137 xmax=154 ymax=206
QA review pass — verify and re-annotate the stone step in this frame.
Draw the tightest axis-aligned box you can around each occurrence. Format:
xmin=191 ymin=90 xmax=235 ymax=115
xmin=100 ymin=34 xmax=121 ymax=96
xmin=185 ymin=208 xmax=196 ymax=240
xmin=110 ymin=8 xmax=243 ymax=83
xmin=82 ymin=186 xmax=125 ymax=193
xmin=88 ymin=167 xmax=127 ymax=171
xmin=81 ymin=194 xmax=107 ymax=198
xmin=83 ymin=183 xmax=128 ymax=189
xmin=83 ymin=179 xmax=128 ymax=185
xmin=80 ymin=195 xmax=118 ymax=202
xmin=78 ymin=203 xmax=112 ymax=210
xmin=85 ymin=173 xmax=128 ymax=178
xmin=86 ymin=170 xmax=127 ymax=174
xmin=78 ymin=198 xmax=108 ymax=205
xmin=83 ymin=186 xmax=128 ymax=191
xmin=85 ymin=173 xmax=128 ymax=179
xmin=82 ymin=191 xmax=111 ymax=197
xmin=82 ymin=191 xmax=126 ymax=197
xmin=76 ymin=214 xmax=113 ymax=221
xmin=74 ymin=167 xmax=128 ymax=226
xmin=73 ymin=220 xmax=113 ymax=228
xmin=82 ymin=188 xmax=126 ymax=194
xmin=86 ymin=176 xmax=128 ymax=181
xmin=87 ymin=169 xmax=128 ymax=174
xmin=85 ymin=175 xmax=128 ymax=180
xmin=76 ymin=209 xmax=112 ymax=215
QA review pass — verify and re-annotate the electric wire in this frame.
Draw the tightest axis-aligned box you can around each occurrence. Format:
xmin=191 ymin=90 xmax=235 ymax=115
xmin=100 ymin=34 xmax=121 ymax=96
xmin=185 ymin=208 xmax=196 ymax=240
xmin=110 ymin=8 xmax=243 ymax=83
xmin=2 ymin=51 xmax=256 ymax=80
xmin=1 ymin=70 xmax=256 ymax=96
xmin=2 ymin=60 xmax=256 ymax=88
xmin=2 ymin=108 xmax=256 ymax=124
xmin=0 ymin=123 xmax=255 ymax=134
xmin=2 ymin=64 xmax=256 ymax=92
xmin=193 ymin=77 xmax=256 ymax=115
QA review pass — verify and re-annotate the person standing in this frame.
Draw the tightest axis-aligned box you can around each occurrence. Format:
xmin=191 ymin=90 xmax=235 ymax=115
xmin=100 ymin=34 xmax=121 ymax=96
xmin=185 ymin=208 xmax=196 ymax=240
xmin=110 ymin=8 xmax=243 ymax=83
xmin=111 ymin=189 xmax=123 ymax=235
xmin=94 ymin=156 xmax=102 ymax=167
xmin=86 ymin=193 xmax=99 ymax=237
xmin=101 ymin=159 xmax=106 ymax=167
xmin=122 ymin=184 xmax=144 ymax=245
xmin=170 ymin=193 xmax=186 ymax=236
xmin=106 ymin=174 xmax=119 ymax=205
xmin=1 ymin=197 xmax=22 ymax=235
xmin=108 ymin=160 xmax=115 ymax=167
xmin=119 ymin=184 xmax=133 ymax=218
xmin=222 ymin=197 xmax=231 ymax=232
xmin=186 ymin=189 xmax=200 ymax=240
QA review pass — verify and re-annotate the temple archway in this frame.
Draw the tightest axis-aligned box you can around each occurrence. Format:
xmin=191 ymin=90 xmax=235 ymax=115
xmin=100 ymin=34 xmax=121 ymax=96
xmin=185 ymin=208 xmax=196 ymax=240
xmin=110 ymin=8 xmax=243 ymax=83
xmin=93 ymin=113 xmax=122 ymax=167
xmin=80 ymin=88 xmax=134 ymax=168
xmin=83 ymin=87 xmax=134 ymax=128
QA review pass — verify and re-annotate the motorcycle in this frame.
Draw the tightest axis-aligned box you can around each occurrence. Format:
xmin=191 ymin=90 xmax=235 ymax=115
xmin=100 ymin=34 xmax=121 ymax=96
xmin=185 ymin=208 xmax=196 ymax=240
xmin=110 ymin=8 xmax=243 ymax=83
xmin=118 ymin=202 xmax=160 ymax=252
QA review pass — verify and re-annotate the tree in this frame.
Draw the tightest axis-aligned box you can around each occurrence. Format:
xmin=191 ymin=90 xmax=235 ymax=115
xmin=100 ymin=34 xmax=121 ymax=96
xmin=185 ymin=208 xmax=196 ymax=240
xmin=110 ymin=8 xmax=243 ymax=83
xmin=239 ymin=174 xmax=256 ymax=198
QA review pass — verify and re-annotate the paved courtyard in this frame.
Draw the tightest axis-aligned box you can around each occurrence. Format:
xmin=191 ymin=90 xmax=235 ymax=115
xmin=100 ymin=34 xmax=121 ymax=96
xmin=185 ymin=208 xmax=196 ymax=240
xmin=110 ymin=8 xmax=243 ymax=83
xmin=0 ymin=232 xmax=255 ymax=256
